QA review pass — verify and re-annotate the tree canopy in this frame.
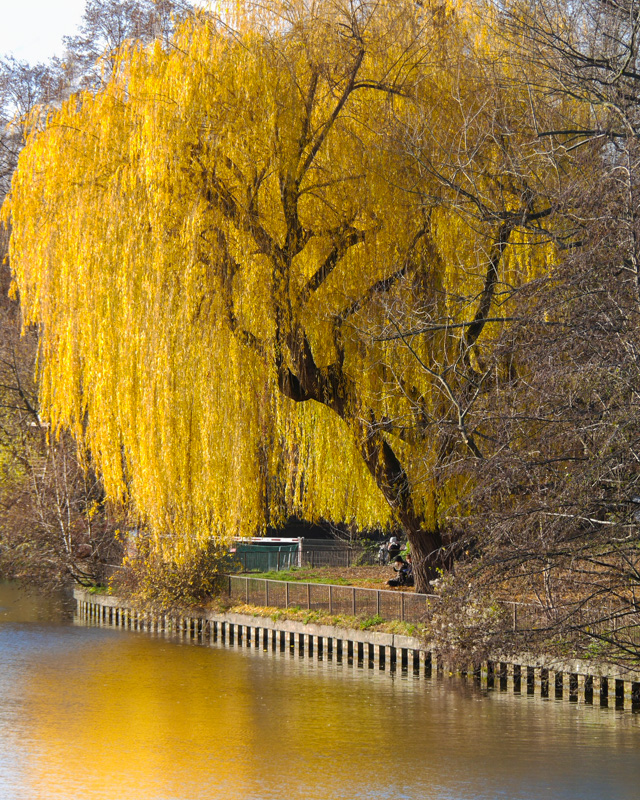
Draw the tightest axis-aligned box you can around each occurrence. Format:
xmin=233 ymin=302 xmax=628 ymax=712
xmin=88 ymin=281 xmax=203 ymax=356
xmin=5 ymin=0 xmax=574 ymax=588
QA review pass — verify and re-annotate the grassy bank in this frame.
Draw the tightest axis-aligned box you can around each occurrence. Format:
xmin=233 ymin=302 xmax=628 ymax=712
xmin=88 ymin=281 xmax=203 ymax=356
xmin=214 ymin=600 xmax=421 ymax=637
xmin=242 ymin=565 xmax=414 ymax=591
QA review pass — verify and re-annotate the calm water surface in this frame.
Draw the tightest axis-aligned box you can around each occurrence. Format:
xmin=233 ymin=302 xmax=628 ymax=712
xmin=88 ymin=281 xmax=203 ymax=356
xmin=1 ymin=582 xmax=639 ymax=800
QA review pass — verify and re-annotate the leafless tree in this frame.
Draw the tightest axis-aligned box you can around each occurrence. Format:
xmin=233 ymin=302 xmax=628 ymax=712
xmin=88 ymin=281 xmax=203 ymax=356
xmin=56 ymin=0 xmax=193 ymax=92
xmin=414 ymin=0 xmax=640 ymax=667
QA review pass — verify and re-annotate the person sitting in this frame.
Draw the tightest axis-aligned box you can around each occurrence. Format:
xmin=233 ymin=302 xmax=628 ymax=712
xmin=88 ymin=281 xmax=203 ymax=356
xmin=403 ymin=553 xmax=414 ymax=587
xmin=387 ymin=555 xmax=413 ymax=587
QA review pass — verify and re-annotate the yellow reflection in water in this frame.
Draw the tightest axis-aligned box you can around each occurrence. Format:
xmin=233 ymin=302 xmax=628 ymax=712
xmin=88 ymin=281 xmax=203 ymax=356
xmin=12 ymin=622 xmax=395 ymax=800
xmin=18 ymin=634 xmax=263 ymax=800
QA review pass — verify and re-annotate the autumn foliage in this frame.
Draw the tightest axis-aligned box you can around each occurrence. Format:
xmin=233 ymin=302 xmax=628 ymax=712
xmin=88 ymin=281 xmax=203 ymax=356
xmin=3 ymin=0 xmax=583 ymax=591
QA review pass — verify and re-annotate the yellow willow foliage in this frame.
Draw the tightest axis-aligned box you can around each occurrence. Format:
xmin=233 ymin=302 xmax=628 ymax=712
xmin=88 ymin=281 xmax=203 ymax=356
xmin=5 ymin=0 xmax=566 ymax=551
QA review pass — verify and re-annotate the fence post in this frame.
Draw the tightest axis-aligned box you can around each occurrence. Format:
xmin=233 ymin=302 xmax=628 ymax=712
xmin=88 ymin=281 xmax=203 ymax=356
xmin=245 ymin=577 xmax=249 ymax=605
xmin=401 ymin=591 xmax=405 ymax=622
xmin=307 ymin=583 xmax=311 ymax=610
xmin=277 ymin=551 xmax=281 ymax=571
xmin=352 ymin=587 xmax=356 ymax=616
xmin=329 ymin=584 xmax=333 ymax=615
xmin=376 ymin=590 xmax=381 ymax=618
xmin=513 ymin=603 xmax=518 ymax=632
xmin=228 ymin=575 xmax=232 ymax=596
xmin=347 ymin=549 xmax=351 ymax=567
xmin=286 ymin=581 xmax=290 ymax=608
xmin=265 ymin=579 xmax=269 ymax=607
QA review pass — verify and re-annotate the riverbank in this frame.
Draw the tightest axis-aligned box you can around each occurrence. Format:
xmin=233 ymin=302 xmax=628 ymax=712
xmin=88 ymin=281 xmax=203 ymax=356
xmin=75 ymin=587 xmax=640 ymax=712
xmin=6 ymin=580 xmax=640 ymax=800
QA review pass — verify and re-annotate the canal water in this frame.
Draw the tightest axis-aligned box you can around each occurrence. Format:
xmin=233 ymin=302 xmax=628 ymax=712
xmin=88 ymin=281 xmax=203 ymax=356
xmin=1 ymin=582 xmax=640 ymax=800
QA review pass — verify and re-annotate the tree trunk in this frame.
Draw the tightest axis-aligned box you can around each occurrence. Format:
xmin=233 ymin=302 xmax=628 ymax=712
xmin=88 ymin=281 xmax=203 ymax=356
xmin=280 ymin=334 xmax=448 ymax=590
xmin=350 ymin=417 xmax=446 ymax=592
xmin=406 ymin=526 xmax=446 ymax=594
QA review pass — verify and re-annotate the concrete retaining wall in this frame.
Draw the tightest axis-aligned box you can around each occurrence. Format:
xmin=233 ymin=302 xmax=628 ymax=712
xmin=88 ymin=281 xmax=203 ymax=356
xmin=74 ymin=588 xmax=640 ymax=711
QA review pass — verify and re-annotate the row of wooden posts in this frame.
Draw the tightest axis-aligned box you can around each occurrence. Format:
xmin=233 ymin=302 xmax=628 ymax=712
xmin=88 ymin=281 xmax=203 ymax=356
xmin=75 ymin=591 xmax=640 ymax=711
xmin=77 ymin=596 xmax=427 ymax=672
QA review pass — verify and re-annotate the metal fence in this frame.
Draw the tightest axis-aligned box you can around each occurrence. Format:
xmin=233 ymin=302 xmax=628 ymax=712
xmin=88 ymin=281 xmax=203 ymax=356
xmin=299 ymin=545 xmax=378 ymax=568
xmin=233 ymin=547 xmax=299 ymax=572
xmin=225 ymin=577 xmax=637 ymax=634
xmin=233 ymin=544 xmax=379 ymax=571
xmin=224 ymin=574 xmax=438 ymax=624
xmin=502 ymin=598 xmax=640 ymax=646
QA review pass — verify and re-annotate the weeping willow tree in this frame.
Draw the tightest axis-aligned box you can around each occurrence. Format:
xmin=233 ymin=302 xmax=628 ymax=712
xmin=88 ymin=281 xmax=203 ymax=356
xmin=4 ymin=0 xmax=568 ymax=590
